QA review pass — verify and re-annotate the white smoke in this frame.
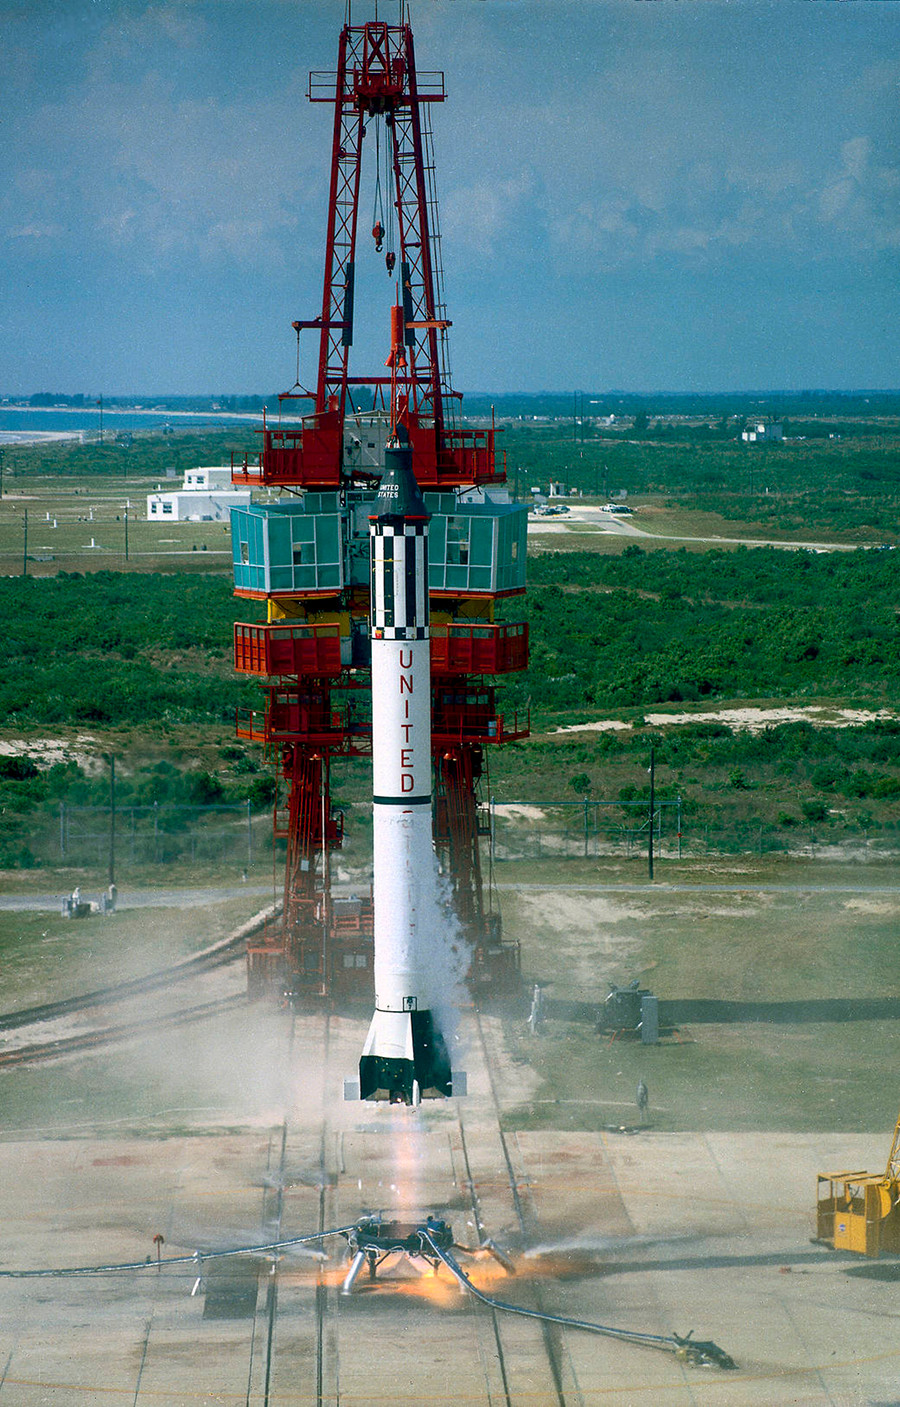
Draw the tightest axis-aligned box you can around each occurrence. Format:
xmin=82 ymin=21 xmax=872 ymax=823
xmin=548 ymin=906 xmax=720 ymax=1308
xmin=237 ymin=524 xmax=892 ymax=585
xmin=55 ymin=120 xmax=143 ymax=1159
xmin=418 ymin=852 xmax=470 ymax=1059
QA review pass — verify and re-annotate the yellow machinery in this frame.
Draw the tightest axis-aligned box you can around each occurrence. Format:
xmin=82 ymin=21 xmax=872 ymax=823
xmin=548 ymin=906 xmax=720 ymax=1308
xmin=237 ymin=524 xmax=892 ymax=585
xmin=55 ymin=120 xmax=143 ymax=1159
xmin=816 ymin=1109 xmax=900 ymax=1257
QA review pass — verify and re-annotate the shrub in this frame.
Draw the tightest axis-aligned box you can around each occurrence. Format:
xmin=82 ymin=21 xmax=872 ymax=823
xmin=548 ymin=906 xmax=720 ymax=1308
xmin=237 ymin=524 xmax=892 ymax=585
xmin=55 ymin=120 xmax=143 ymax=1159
xmin=872 ymin=776 xmax=900 ymax=799
xmin=247 ymin=776 xmax=277 ymax=809
xmin=0 ymin=757 xmax=40 ymax=781
xmin=189 ymin=771 xmax=226 ymax=805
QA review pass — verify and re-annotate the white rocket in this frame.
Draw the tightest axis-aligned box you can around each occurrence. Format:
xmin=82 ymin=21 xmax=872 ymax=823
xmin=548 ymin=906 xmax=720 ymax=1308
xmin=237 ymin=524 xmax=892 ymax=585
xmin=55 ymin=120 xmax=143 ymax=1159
xmin=357 ymin=424 xmax=456 ymax=1105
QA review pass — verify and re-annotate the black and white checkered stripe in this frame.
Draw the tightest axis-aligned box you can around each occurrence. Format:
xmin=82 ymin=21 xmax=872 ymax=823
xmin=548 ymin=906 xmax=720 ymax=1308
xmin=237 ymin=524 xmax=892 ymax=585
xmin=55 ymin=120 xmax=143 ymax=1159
xmin=370 ymin=522 xmax=429 ymax=639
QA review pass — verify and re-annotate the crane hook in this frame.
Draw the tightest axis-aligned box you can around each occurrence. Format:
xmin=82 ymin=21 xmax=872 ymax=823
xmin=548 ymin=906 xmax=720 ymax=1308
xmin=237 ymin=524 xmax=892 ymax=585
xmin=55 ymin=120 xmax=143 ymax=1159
xmin=372 ymin=221 xmax=385 ymax=253
xmin=385 ymin=250 xmax=396 ymax=276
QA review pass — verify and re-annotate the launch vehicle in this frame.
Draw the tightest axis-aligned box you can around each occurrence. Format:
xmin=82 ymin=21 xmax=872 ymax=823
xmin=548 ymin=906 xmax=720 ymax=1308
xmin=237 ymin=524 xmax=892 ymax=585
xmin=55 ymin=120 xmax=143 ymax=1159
xmin=358 ymin=425 xmax=455 ymax=1103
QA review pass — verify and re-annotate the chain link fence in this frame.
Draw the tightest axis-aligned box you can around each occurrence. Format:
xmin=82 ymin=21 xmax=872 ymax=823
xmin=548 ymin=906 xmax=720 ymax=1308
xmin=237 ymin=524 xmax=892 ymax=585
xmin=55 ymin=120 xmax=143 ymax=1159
xmin=18 ymin=801 xmax=273 ymax=871
xmin=4 ymin=795 xmax=897 ymax=872
xmin=487 ymin=798 xmax=898 ymax=863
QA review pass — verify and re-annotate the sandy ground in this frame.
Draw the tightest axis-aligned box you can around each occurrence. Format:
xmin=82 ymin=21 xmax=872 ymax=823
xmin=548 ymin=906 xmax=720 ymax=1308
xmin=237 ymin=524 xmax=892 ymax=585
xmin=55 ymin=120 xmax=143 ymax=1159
xmin=554 ymin=705 xmax=900 ymax=735
xmin=0 ymin=734 xmax=102 ymax=770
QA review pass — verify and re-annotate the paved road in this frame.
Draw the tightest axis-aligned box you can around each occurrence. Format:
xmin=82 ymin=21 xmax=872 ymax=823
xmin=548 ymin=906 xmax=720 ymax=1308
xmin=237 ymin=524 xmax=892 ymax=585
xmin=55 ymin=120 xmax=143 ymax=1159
xmin=0 ymin=884 xmax=274 ymax=912
xmin=2 ymin=879 xmax=899 ymax=911
xmin=529 ymin=502 xmax=863 ymax=553
xmin=497 ymin=881 xmax=900 ymax=894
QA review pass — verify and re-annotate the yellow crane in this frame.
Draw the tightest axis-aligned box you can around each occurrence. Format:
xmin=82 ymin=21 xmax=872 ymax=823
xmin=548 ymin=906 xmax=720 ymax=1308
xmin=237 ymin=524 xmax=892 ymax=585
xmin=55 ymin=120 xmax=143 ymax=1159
xmin=816 ymin=1108 xmax=900 ymax=1257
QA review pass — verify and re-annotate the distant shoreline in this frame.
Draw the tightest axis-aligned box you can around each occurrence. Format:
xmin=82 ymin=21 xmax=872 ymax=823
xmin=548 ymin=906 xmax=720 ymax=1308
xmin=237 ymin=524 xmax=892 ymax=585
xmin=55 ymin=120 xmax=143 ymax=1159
xmin=0 ymin=405 xmax=292 ymax=447
xmin=0 ymin=430 xmax=85 ymax=445
xmin=0 ymin=405 xmax=267 ymax=419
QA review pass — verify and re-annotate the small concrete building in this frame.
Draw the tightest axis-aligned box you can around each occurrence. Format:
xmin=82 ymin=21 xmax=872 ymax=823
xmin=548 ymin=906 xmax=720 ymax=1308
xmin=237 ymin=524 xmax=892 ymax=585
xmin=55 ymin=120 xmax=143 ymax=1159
xmin=147 ymin=465 xmax=251 ymax=522
xmin=742 ymin=420 xmax=784 ymax=443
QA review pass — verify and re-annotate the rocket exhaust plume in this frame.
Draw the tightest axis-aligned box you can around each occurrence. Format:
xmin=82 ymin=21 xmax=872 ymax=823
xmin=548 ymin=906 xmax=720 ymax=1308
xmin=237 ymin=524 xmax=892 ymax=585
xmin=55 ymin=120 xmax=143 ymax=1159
xmin=355 ymin=423 xmax=460 ymax=1105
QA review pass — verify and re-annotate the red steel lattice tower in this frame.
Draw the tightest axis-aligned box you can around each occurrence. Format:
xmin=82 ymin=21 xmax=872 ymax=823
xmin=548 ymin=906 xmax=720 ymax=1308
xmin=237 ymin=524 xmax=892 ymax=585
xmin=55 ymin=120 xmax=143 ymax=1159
xmin=232 ymin=12 xmax=528 ymax=1001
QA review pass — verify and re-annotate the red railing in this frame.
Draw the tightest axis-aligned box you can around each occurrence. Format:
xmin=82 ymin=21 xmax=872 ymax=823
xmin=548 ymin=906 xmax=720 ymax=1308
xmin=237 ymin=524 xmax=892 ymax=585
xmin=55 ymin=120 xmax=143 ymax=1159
xmin=268 ymin=695 xmax=348 ymax=743
xmin=274 ymin=800 xmax=344 ymax=846
xmin=231 ymin=454 xmax=263 ymax=486
xmin=431 ymin=707 xmax=530 ymax=746
xmin=430 ymin=622 xmax=528 ymax=676
xmin=234 ymin=622 xmax=343 ymax=677
xmin=438 ymin=426 xmax=498 ymax=485
xmin=236 ymin=695 xmax=353 ymax=746
xmin=232 ymin=414 xmax=501 ymax=490
xmin=235 ymin=709 xmax=267 ymax=744
xmin=231 ymin=411 xmax=343 ymax=489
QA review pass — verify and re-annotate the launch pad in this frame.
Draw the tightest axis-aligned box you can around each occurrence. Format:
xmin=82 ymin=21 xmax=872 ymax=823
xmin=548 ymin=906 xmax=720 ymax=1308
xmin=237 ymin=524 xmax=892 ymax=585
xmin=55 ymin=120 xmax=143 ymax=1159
xmin=340 ymin=1215 xmax=455 ymax=1292
xmin=335 ymin=1214 xmax=735 ymax=1368
xmin=0 ymin=929 xmax=897 ymax=1402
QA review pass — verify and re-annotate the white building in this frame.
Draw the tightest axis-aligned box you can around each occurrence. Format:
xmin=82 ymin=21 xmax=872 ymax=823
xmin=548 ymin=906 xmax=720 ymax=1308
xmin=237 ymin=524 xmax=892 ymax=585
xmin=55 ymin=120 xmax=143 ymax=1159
xmin=742 ymin=420 xmax=784 ymax=443
xmin=147 ymin=465 xmax=251 ymax=522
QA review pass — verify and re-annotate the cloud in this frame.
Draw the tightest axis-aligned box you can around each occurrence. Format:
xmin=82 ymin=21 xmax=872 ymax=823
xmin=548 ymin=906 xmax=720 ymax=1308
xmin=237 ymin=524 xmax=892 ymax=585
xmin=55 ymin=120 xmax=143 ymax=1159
xmin=9 ymin=222 xmax=63 ymax=242
xmin=441 ymin=173 xmax=537 ymax=257
xmin=2 ymin=0 xmax=898 ymax=393
xmin=1 ymin=2 xmax=327 ymax=273
xmin=817 ymin=136 xmax=900 ymax=250
xmin=435 ymin=9 xmax=900 ymax=275
xmin=4 ymin=65 xmax=317 ymax=271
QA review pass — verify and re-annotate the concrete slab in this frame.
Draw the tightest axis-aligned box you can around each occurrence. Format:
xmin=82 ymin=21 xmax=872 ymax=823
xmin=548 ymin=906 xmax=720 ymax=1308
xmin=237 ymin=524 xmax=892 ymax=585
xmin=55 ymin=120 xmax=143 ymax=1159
xmin=0 ymin=1008 xmax=897 ymax=1404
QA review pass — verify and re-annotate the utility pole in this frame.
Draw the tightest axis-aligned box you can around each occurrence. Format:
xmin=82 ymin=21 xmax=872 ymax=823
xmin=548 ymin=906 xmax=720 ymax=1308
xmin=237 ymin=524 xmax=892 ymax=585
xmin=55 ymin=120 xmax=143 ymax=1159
xmin=648 ymin=746 xmax=655 ymax=881
xmin=22 ymin=508 xmax=27 ymax=575
xmin=97 ymin=395 xmax=103 ymax=443
xmin=108 ymin=754 xmax=116 ymax=886
xmin=0 ymin=447 xmax=4 ymax=498
xmin=124 ymin=506 xmax=129 ymax=561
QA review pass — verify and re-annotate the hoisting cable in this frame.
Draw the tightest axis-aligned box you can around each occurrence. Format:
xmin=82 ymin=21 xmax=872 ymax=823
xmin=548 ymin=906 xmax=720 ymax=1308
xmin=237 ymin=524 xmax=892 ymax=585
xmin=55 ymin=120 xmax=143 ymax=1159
xmin=372 ymin=117 xmax=385 ymax=252
xmin=384 ymin=116 xmax=396 ymax=276
xmin=419 ymin=1230 xmax=737 ymax=1371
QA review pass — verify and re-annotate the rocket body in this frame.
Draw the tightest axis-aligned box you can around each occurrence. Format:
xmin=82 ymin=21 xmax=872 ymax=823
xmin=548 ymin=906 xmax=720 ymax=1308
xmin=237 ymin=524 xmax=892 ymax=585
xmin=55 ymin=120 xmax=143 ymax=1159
xmin=359 ymin=429 xmax=453 ymax=1103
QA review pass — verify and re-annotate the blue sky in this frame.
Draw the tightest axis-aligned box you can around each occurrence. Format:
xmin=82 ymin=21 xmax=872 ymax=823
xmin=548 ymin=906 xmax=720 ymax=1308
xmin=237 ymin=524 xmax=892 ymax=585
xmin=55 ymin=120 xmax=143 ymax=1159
xmin=2 ymin=0 xmax=898 ymax=395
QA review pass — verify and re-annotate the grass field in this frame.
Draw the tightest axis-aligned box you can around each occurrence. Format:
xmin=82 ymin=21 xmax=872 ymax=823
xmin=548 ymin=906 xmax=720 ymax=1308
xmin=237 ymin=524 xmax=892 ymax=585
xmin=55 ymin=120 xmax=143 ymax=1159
xmin=497 ymin=857 xmax=900 ymax=1137
xmin=0 ymin=889 xmax=271 ymax=1013
xmin=0 ymin=427 xmax=273 ymax=576
xmin=0 ymin=472 xmax=236 ymax=576
xmin=4 ymin=423 xmax=900 ymax=579
xmin=527 ymin=499 xmax=894 ymax=557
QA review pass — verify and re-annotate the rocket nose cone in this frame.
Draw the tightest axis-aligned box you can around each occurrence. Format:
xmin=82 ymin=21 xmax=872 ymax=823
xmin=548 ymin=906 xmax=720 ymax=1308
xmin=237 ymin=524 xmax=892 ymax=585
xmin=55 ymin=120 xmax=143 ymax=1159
xmin=373 ymin=425 xmax=429 ymax=521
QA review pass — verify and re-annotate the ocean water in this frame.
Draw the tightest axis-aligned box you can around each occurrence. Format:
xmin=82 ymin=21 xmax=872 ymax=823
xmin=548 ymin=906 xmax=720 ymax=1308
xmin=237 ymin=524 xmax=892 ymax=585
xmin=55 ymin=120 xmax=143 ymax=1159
xmin=0 ymin=406 xmax=264 ymax=446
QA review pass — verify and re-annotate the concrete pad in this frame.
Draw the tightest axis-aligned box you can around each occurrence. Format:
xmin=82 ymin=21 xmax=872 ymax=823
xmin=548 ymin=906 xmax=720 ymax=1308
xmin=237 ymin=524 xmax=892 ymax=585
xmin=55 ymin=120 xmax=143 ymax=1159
xmin=0 ymin=1003 xmax=898 ymax=1404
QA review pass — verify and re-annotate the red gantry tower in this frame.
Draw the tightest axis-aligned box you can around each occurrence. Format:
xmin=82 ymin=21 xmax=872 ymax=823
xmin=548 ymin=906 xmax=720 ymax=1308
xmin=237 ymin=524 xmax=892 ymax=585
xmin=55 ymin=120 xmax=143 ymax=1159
xmin=230 ymin=12 xmax=528 ymax=1002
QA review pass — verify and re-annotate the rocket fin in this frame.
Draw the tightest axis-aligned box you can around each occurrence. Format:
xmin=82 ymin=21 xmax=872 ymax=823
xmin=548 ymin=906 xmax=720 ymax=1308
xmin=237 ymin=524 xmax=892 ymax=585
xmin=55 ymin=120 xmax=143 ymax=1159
xmin=359 ymin=1008 xmax=452 ymax=1103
